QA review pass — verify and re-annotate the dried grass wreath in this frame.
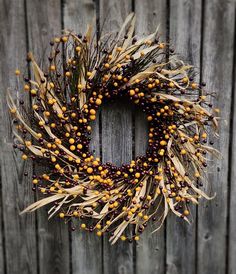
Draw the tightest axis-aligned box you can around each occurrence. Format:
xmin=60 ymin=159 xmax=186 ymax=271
xmin=8 ymin=13 xmax=220 ymax=244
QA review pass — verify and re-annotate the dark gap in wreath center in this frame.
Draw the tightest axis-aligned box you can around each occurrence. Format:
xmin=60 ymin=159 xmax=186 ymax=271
xmin=89 ymin=97 xmax=148 ymax=167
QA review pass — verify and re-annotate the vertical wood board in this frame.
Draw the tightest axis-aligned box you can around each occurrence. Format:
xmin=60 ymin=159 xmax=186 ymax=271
xmin=0 ymin=0 xmax=37 ymax=273
xmin=197 ymin=1 xmax=235 ymax=274
xmin=134 ymin=1 xmax=167 ymax=273
xmin=63 ymin=1 xmax=103 ymax=273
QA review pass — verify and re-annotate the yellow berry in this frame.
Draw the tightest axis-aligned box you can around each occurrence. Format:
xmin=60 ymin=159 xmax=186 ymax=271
xmin=160 ymin=140 xmax=167 ymax=146
xmin=24 ymin=84 xmax=30 ymax=91
xmin=96 ymin=231 xmax=102 ymax=237
xmin=73 ymin=211 xmax=78 ymax=217
xmin=143 ymin=215 xmax=149 ymax=220
xmin=62 ymin=36 xmax=68 ymax=42
xmin=95 ymin=98 xmax=102 ymax=105
xmin=87 ymin=167 xmax=93 ymax=174
xmin=176 ymin=196 xmax=181 ymax=202
xmin=90 ymin=115 xmax=96 ymax=120
xmin=30 ymin=89 xmax=37 ymax=95
xmin=55 ymin=139 xmax=61 ymax=144
xmin=50 ymin=83 xmax=55 ymax=89
xmin=15 ymin=69 xmax=20 ymax=76
xmin=129 ymin=89 xmax=135 ymax=96
xmin=120 ymin=235 xmax=126 ymax=241
xmin=70 ymin=145 xmax=76 ymax=151
xmin=22 ymin=154 xmax=28 ymax=160
xmin=191 ymin=83 xmax=198 ymax=89
xmin=96 ymin=224 xmax=102 ymax=229
xmin=77 ymin=144 xmax=83 ymax=149
xmin=89 ymin=109 xmax=96 ymax=115
xmin=134 ymin=236 xmax=140 ymax=241
xmin=10 ymin=108 xmax=16 ymax=114
xmin=182 ymin=77 xmax=188 ymax=83
xmin=184 ymin=210 xmax=190 ymax=216
xmin=50 ymin=65 xmax=56 ymax=71
xmin=42 ymin=174 xmax=49 ymax=180
xmin=59 ymin=212 xmax=65 ymax=218
xmin=69 ymin=138 xmax=75 ymax=144
xmin=135 ymin=173 xmax=141 ymax=179
xmin=39 ymin=121 xmax=44 ymax=126
xmin=159 ymin=43 xmax=165 ymax=49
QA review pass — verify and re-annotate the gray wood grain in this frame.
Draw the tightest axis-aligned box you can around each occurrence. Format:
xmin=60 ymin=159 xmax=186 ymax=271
xmin=166 ymin=1 xmax=202 ymax=273
xmin=0 ymin=179 xmax=3 ymax=274
xmin=197 ymin=1 xmax=235 ymax=274
xmin=0 ymin=0 xmax=37 ymax=273
xmin=134 ymin=1 xmax=167 ymax=273
xmin=63 ymin=1 xmax=103 ymax=273
xmin=26 ymin=1 xmax=70 ymax=274
xmin=135 ymin=0 xmax=167 ymax=38
xmin=99 ymin=1 xmax=134 ymax=273
xmin=229 ymin=20 xmax=236 ymax=274
xmin=101 ymin=100 xmax=133 ymax=274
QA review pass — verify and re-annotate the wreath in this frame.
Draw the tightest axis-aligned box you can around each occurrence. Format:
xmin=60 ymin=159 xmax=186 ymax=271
xmin=8 ymin=13 xmax=219 ymax=244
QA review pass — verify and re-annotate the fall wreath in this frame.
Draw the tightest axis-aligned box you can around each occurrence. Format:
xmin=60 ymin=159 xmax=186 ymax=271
xmin=8 ymin=13 xmax=219 ymax=244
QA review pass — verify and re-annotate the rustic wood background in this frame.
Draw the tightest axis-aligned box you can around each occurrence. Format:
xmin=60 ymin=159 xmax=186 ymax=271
xmin=0 ymin=0 xmax=236 ymax=273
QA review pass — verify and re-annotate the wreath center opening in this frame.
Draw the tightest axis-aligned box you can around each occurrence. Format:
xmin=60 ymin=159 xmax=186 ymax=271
xmin=89 ymin=97 xmax=148 ymax=167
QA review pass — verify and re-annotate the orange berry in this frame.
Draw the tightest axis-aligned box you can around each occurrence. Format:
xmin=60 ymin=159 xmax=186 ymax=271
xmin=95 ymin=98 xmax=102 ymax=105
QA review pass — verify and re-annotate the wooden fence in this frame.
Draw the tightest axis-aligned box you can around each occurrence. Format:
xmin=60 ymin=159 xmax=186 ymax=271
xmin=0 ymin=0 xmax=236 ymax=273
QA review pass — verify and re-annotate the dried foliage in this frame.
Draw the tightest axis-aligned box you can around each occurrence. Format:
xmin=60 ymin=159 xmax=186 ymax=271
xmin=8 ymin=13 xmax=220 ymax=244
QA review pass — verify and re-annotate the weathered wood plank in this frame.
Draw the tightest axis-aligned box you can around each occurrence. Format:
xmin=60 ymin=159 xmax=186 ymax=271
xmin=26 ymin=1 xmax=70 ymax=274
xmin=99 ymin=1 xmax=134 ymax=273
xmin=135 ymin=0 xmax=167 ymax=38
xmin=166 ymin=1 xmax=202 ymax=273
xmin=63 ymin=0 xmax=96 ymax=34
xmin=0 ymin=0 xmax=37 ymax=273
xmin=0 ymin=177 xmax=4 ymax=274
xmin=101 ymin=100 xmax=134 ymax=274
xmin=134 ymin=1 xmax=167 ymax=273
xmin=197 ymin=1 xmax=235 ymax=274
xmin=63 ymin=1 xmax=103 ymax=273
xmin=229 ymin=20 xmax=236 ymax=274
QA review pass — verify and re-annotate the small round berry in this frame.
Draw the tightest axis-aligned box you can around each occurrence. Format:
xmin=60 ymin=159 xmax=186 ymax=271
xmin=87 ymin=167 xmax=93 ymax=174
xmin=15 ymin=69 xmax=20 ymax=76
xmin=59 ymin=212 xmax=65 ymax=218
xmin=95 ymin=98 xmax=102 ymax=105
